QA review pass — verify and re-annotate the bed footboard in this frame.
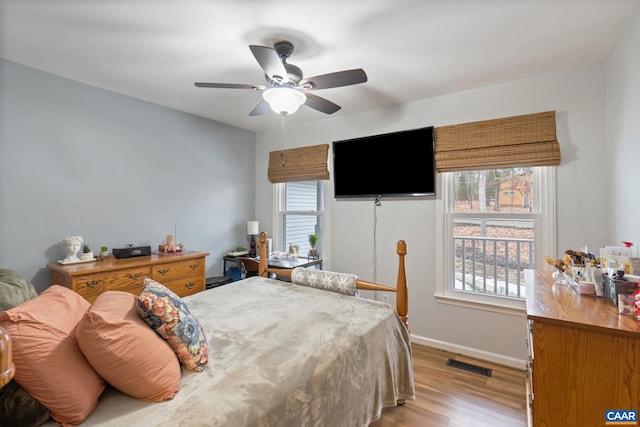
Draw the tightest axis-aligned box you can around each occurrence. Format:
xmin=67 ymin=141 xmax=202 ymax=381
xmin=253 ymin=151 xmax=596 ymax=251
xmin=257 ymin=232 xmax=409 ymax=328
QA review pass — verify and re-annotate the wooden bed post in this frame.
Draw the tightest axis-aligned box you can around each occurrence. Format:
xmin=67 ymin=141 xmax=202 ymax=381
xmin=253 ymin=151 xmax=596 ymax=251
xmin=257 ymin=232 xmax=409 ymax=329
xmin=258 ymin=232 xmax=268 ymax=277
xmin=396 ymin=240 xmax=408 ymax=328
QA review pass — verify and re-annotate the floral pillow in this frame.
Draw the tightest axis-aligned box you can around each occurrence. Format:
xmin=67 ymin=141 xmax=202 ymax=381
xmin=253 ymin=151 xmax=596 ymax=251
xmin=135 ymin=278 xmax=208 ymax=372
xmin=291 ymin=267 xmax=358 ymax=296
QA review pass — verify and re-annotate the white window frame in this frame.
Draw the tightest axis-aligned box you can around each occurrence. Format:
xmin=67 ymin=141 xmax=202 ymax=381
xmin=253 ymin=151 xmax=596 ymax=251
xmin=434 ymin=167 xmax=556 ymax=315
xmin=272 ymin=181 xmax=325 ymax=255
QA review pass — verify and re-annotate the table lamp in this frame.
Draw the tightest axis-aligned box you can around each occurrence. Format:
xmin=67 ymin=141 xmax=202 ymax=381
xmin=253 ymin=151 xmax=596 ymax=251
xmin=247 ymin=221 xmax=259 ymax=257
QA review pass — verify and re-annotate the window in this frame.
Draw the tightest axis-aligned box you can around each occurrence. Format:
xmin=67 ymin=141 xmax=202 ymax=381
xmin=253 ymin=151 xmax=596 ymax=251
xmin=437 ymin=167 xmax=555 ymax=311
xmin=278 ymin=180 xmax=324 ymax=256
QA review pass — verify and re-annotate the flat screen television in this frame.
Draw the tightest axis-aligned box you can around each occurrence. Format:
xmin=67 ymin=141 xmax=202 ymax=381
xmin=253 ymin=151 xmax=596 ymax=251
xmin=332 ymin=126 xmax=435 ymax=198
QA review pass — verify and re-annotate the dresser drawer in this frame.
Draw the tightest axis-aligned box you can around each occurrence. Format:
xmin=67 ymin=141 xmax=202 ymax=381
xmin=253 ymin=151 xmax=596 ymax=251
xmin=525 ymin=319 xmax=534 ymax=426
xmin=74 ymin=267 xmax=150 ymax=298
xmin=151 ymin=259 xmax=205 ymax=282
xmin=48 ymin=252 xmax=208 ymax=303
xmin=162 ymin=276 xmax=205 ymax=298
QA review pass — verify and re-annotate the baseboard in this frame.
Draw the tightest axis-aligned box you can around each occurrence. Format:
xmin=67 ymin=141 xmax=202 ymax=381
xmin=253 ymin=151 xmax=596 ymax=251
xmin=410 ymin=333 xmax=527 ymax=370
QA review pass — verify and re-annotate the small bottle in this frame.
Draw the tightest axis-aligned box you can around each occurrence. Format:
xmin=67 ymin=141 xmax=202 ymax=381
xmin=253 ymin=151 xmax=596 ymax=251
xmin=622 ymin=241 xmax=634 ymax=274
xmin=584 ymin=262 xmax=592 ymax=282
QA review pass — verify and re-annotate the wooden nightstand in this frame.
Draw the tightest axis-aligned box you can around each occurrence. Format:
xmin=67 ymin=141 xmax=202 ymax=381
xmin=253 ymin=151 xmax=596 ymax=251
xmin=48 ymin=251 xmax=209 ymax=303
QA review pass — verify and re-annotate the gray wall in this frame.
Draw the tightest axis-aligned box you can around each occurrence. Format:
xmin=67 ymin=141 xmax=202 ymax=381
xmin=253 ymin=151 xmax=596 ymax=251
xmin=0 ymin=59 xmax=256 ymax=292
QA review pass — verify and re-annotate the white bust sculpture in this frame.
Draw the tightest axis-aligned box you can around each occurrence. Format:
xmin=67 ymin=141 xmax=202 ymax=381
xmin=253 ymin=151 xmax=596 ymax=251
xmin=62 ymin=236 xmax=84 ymax=263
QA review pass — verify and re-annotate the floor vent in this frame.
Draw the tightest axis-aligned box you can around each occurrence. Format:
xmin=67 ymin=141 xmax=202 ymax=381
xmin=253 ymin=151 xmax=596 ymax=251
xmin=446 ymin=359 xmax=492 ymax=377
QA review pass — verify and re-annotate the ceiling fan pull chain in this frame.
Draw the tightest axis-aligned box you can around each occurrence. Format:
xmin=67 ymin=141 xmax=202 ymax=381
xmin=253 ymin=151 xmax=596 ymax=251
xmin=280 ymin=113 xmax=286 ymax=167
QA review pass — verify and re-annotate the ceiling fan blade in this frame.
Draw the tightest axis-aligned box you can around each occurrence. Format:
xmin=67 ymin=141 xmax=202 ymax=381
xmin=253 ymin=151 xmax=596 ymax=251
xmin=304 ymin=93 xmax=341 ymax=114
xmin=195 ymin=82 xmax=266 ymax=90
xmin=249 ymin=100 xmax=271 ymax=116
xmin=249 ymin=45 xmax=288 ymax=83
xmin=301 ymin=68 xmax=367 ymax=90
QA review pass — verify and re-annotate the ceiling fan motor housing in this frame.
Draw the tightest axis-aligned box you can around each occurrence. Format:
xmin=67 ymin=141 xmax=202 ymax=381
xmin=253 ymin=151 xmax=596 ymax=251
xmin=274 ymin=41 xmax=294 ymax=59
xmin=267 ymin=41 xmax=302 ymax=85
xmin=265 ymin=65 xmax=302 ymax=86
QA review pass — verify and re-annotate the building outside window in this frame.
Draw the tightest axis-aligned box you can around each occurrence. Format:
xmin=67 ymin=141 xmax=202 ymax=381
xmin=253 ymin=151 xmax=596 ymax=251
xmin=439 ymin=167 xmax=555 ymax=309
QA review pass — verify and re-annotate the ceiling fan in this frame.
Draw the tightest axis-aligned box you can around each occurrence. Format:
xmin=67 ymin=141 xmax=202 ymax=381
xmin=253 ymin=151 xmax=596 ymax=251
xmin=194 ymin=41 xmax=367 ymax=116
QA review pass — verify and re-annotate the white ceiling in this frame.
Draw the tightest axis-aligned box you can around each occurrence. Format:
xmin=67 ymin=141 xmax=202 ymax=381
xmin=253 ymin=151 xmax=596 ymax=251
xmin=2 ymin=0 xmax=638 ymax=132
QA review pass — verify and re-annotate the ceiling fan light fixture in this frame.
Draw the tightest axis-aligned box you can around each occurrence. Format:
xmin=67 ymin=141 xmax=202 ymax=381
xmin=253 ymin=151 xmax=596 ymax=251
xmin=263 ymin=87 xmax=306 ymax=115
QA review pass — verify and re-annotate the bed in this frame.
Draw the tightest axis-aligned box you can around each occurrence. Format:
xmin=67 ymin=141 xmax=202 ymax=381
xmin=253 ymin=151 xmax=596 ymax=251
xmin=1 ymin=233 xmax=414 ymax=427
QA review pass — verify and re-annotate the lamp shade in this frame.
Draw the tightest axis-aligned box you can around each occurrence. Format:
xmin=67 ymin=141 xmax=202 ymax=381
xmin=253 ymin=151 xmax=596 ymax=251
xmin=263 ymin=87 xmax=306 ymax=115
xmin=247 ymin=221 xmax=259 ymax=235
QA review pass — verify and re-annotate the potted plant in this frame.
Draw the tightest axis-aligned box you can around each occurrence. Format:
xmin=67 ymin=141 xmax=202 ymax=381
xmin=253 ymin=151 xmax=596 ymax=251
xmin=308 ymin=233 xmax=319 ymax=258
xmin=100 ymin=246 xmax=109 ymax=257
xmin=80 ymin=243 xmax=94 ymax=261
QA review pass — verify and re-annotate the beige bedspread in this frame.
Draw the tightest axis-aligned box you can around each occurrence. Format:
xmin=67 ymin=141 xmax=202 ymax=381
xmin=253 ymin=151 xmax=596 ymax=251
xmin=67 ymin=276 xmax=415 ymax=426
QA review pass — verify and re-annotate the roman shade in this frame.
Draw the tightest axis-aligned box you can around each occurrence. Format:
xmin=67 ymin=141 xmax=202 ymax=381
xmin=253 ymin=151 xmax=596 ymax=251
xmin=434 ymin=111 xmax=561 ymax=172
xmin=268 ymin=144 xmax=330 ymax=183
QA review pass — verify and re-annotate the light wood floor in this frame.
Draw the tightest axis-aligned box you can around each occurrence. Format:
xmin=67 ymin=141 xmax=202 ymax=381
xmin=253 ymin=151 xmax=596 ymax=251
xmin=370 ymin=344 xmax=528 ymax=427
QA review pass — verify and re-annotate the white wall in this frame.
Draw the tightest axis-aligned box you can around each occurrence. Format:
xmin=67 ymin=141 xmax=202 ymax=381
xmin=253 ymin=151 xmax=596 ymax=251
xmin=0 ymin=59 xmax=256 ymax=292
xmin=607 ymin=8 xmax=640 ymax=245
xmin=255 ymin=64 xmax=610 ymax=366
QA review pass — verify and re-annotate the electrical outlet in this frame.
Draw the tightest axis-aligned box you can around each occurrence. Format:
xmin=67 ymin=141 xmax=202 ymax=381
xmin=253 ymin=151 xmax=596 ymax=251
xmin=382 ymin=294 xmax=390 ymax=304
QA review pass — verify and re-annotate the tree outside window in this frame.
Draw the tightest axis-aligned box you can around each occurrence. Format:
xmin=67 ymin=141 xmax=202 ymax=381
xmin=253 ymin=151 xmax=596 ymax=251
xmin=448 ymin=167 xmax=536 ymax=299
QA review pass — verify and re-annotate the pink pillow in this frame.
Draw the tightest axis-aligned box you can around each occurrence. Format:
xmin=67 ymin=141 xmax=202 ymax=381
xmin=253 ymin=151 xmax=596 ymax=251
xmin=76 ymin=291 xmax=181 ymax=401
xmin=0 ymin=285 xmax=105 ymax=426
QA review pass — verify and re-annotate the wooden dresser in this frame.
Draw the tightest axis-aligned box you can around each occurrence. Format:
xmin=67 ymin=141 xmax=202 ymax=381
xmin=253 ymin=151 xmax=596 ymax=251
xmin=525 ymin=270 xmax=640 ymax=427
xmin=48 ymin=251 xmax=209 ymax=303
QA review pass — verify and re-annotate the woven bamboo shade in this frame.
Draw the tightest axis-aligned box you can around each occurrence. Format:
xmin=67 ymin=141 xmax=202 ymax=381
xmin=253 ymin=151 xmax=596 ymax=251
xmin=268 ymin=144 xmax=330 ymax=183
xmin=434 ymin=111 xmax=561 ymax=172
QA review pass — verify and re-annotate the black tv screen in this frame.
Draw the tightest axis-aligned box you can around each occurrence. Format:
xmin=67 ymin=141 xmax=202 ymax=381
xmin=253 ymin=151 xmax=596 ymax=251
xmin=332 ymin=126 xmax=435 ymax=198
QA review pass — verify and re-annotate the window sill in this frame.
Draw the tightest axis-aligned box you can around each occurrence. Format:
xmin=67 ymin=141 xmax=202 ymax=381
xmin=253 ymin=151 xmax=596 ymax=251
xmin=434 ymin=292 xmax=526 ymax=317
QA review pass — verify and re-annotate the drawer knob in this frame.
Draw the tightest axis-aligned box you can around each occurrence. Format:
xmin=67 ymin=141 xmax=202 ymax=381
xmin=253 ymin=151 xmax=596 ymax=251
xmin=185 ymin=281 xmax=196 ymax=289
xmin=158 ymin=268 xmax=170 ymax=276
xmin=129 ymin=273 xmax=142 ymax=280
xmin=86 ymin=280 xmax=101 ymax=288
xmin=189 ymin=263 xmax=199 ymax=270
